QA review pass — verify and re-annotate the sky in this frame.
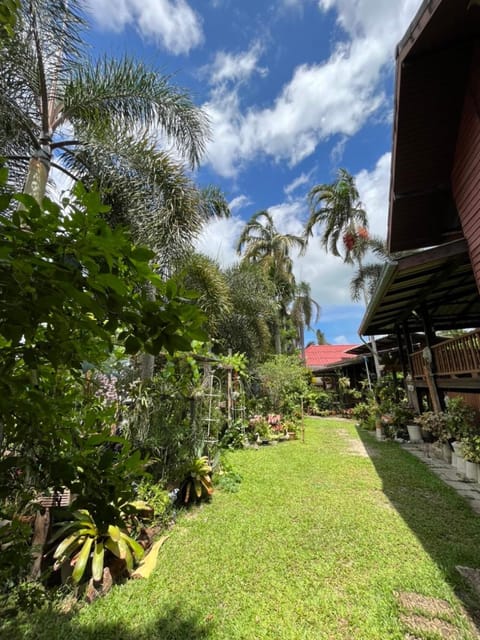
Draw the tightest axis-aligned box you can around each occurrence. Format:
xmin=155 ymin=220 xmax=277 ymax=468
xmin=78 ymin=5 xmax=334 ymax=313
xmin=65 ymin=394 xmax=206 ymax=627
xmin=82 ymin=0 xmax=422 ymax=345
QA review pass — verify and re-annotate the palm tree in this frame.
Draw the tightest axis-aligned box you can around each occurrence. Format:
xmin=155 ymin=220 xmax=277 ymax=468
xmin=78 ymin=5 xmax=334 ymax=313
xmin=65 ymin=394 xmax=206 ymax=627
xmin=305 ymin=168 xmax=368 ymax=259
xmin=316 ymin=329 xmax=328 ymax=345
xmin=237 ymin=210 xmax=305 ymax=353
xmin=289 ymin=281 xmax=320 ymax=360
xmin=350 ymin=236 xmax=390 ymax=303
xmin=0 ymin=0 xmax=209 ymax=203
xmin=305 ymin=169 xmax=382 ymax=378
xmin=215 ymin=263 xmax=277 ymax=363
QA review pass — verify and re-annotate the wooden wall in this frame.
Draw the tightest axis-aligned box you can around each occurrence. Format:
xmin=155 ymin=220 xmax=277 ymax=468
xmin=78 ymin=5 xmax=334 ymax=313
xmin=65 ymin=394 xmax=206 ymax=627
xmin=451 ymin=44 xmax=480 ymax=295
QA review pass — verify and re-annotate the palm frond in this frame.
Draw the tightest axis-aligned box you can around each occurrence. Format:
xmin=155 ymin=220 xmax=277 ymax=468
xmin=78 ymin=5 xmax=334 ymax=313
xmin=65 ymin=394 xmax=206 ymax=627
xmin=63 ymin=57 xmax=209 ymax=167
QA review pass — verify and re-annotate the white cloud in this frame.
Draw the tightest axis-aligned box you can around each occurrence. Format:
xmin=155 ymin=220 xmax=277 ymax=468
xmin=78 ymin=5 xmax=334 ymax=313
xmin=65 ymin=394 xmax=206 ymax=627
xmin=203 ymin=42 xmax=268 ymax=85
xmin=195 ymin=216 xmax=244 ymax=267
xmin=228 ymin=194 xmax=252 ymax=213
xmin=204 ymin=1 xmax=419 ymax=177
xmin=284 ymin=172 xmax=311 ymax=196
xmin=87 ymin=0 xmax=203 ymax=55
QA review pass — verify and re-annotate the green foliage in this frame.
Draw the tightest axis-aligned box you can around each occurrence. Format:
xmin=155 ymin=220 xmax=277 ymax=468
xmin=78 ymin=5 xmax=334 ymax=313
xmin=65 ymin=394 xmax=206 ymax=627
xmin=444 ymin=397 xmax=477 ymax=441
xmin=0 ymin=0 xmax=19 ymax=37
xmin=415 ymin=411 xmax=450 ymax=442
xmin=50 ymin=508 xmax=144 ymax=584
xmin=256 ymin=354 xmax=310 ymax=416
xmin=0 ymin=176 xmax=208 ymax=592
xmin=177 ymin=457 xmax=213 ymax=505
xmin=220 ymin=419 xmax=247 ymax=450
xmin=135 ymin=479 xmax=173 ymax=529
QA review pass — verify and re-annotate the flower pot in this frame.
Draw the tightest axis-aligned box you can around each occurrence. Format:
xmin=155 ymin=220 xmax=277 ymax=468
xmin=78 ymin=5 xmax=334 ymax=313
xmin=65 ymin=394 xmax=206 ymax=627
xmin=375 ymin=426 xmax=384 ymax=441
xmin=407 ymin=424 xmax=423 ymax=444
xmin=451 ymin=452 xmax=458 ymax=468
xmin=456 ymin=454 xmax=466 ymax=480
xmin=442 ymin=443 xmax=452 ymax=464
xmin=465 ymin=460 xmax=479 ymax=483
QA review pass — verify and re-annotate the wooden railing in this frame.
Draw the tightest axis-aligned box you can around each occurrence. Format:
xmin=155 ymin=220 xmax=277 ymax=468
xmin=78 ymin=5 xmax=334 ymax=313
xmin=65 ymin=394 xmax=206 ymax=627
xmin=411 ymin=330 xmax=480 ymax=378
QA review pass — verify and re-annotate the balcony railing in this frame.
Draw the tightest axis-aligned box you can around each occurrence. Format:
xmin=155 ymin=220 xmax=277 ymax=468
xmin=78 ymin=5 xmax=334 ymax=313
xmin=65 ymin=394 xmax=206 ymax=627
xmin=411 ymin=329 xmax=480 ymax=378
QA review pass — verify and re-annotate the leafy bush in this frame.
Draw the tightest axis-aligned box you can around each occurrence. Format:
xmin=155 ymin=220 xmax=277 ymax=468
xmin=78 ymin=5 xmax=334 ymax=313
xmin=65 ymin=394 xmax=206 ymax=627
xmin=220 ymin=419 xmax=247 ymax=449
xmin=134 ymin=479 xmax=173 ymax=529
xmin=256 ymin=354 xmax=310 ymax=417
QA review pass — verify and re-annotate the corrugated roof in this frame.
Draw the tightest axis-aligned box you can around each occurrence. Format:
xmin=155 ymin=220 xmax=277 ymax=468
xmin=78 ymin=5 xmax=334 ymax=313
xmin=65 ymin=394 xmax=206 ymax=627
xmin=304 ymin=345 xmax=359 ymax=369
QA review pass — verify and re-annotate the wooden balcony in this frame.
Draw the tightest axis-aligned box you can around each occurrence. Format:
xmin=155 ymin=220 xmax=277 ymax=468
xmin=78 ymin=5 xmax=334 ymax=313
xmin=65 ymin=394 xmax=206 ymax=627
xmin=411 ymin=330 xmax=480 ymax=380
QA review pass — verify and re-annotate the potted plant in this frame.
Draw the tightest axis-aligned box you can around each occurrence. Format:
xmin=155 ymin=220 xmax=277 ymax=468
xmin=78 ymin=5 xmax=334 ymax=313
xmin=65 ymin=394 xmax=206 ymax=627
xmin=414 ymin=411 xmax=450 ymax=458
xmin=444 ymin=397 xmax=477 ymax=477
xmin=460 ymin=435 xmax=480 ymax=483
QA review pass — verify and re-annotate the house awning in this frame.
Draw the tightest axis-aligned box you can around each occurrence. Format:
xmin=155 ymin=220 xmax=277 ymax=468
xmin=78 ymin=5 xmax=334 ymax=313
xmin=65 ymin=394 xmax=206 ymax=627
xmin=359 ymin=239 xmax=480 ymax=336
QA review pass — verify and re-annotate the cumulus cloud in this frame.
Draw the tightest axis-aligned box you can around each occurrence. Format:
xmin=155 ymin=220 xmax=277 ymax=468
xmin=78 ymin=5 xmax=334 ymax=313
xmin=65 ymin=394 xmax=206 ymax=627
xmin=194 ymin=216 xmax=244 ymax=267
xmin=203 ymin=42 xmax=268 ymax=85
xmin=228 ymin=194 xmax=252 ymax=213
xmin=87 ymin=0 xmax=203 ymax=55
xmin=284 ymin=172 xmax=311 ymax=196
xmin=204 ymin=1 xmax=419 ymax=177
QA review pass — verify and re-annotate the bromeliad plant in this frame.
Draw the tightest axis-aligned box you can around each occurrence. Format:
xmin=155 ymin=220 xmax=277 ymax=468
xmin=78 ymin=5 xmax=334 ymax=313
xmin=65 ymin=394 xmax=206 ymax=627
xmin=51 ymin=509 xmax=144 ymax=584
xmin=178 ymin=456 xmax=213 ymax=505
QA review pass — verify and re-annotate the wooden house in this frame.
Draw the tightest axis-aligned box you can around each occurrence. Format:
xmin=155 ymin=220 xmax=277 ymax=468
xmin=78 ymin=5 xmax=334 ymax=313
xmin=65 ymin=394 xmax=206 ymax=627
xmin=359 ymin=0 xmax=480 ymax=413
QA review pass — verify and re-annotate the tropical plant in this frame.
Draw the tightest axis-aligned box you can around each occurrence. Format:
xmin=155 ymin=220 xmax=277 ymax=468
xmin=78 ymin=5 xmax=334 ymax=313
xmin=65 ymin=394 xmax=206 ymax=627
xmin=349 ymin=236 xmax=390 ymax=302
xmin=304 ymin=169 xmax=383 ymax=377
xmin=50 ymin=508 xmax=145 ymax=584
xmin=256 ymin=354 xmax=310 ymax=417
xmin=214 ymin=262 xmax=277 ymax=363
xmin=305 ymin=168 xmax=367 ymax=258
xmin=177 ymin=456 xmax=213 ymax=505
xmin=237 ymin=210 xmax=305 ymax=353
xmin=414 ymin=411 xmax=450 ymax=442
xmin=1 ymin=0 xmax=208 ymax=204
xmin=289 ymin=280 xmax=321 ymax=358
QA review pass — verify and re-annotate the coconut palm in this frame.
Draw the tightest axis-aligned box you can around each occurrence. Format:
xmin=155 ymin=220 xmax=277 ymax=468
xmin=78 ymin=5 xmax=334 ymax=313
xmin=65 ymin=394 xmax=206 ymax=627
xmin=237 ymin=210 xmax=305 ymax=353
xmin=0 ymin=0 xmax=209 ymax=203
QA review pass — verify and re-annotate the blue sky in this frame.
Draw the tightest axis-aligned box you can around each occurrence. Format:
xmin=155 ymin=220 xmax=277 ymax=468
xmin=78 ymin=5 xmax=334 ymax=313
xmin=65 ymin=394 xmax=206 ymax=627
xmin=82 ymin=0 xmax=422 ymax=345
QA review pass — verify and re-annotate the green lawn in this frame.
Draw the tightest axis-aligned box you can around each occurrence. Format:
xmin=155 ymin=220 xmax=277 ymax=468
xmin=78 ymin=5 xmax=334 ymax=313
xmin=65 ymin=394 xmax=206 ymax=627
xmin=8 ymin=419 xmax=480 ymax=639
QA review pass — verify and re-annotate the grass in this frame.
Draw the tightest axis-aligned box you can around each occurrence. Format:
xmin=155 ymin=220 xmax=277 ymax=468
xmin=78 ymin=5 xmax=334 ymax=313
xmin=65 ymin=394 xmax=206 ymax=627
xmin=6 ymin=418 xmax=480 ymax=639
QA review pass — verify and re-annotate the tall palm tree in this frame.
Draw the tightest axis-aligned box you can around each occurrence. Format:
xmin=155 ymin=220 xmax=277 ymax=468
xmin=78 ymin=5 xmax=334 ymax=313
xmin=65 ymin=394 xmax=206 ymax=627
xmin=0 ymin=0 xmax=209 ymax=203
xmin=305 ymin=169 xmax=382 ymax=378
xmin=305 ymin=168 xmax=368 ymax=259
xmin=289 ymin=281 xmax=320 ymax=360
xmin=237 ymin=210 xmax=305 ymax=353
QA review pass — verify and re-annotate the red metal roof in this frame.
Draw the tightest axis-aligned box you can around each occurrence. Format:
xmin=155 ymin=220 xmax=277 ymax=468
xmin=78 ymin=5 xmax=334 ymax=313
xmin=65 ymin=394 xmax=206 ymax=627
xmin=304 ymin=345 xmax=359 ymax=369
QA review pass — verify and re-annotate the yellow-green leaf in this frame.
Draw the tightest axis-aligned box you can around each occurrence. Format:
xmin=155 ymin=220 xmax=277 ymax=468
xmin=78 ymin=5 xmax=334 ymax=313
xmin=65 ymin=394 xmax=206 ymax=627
xmin=72 ymin=536 xmax=93 ymax=584
xmin=92 ymin=540 xmax=105 ymax=582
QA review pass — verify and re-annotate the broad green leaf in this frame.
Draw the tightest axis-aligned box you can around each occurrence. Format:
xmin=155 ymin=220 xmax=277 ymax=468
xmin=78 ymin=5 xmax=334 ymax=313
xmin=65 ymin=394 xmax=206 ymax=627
xmin=107 ymin=524 xmax=121 ymax=542
xmin=72 ymin=536 xmax=94 ymax=584
xmin=92 ymin=540 xmax=105 ymax=582
xmin=120 ymin=531 xmax=144 ymax=562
